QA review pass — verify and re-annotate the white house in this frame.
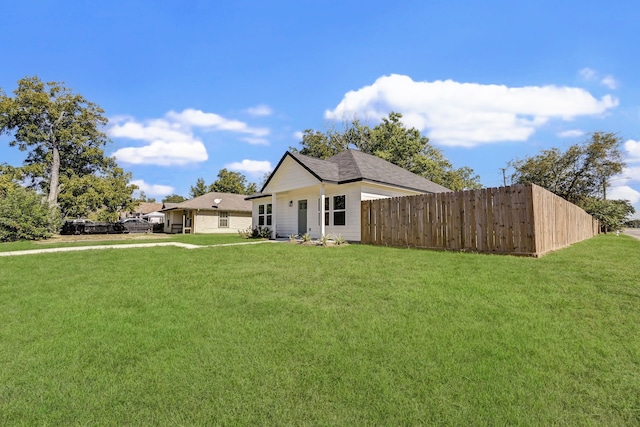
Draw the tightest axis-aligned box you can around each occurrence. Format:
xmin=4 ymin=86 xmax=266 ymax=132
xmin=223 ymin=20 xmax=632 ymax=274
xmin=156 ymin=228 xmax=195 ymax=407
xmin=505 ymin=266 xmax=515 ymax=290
xmin=246 ymin=150 xmax=451 ymax=241
xmin=161 ymin=191 xmax=252 ymax=234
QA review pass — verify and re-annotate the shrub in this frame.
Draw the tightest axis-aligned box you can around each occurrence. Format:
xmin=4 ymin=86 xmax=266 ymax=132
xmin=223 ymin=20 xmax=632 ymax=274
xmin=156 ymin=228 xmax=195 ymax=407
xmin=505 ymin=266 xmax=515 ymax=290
xmin=0 ymin=184 xmax=59 ymax=242
xmin=580 ymin=197 xmax=635 ymax=233
xmin=239 ymin=226 xmax=272 ymax=239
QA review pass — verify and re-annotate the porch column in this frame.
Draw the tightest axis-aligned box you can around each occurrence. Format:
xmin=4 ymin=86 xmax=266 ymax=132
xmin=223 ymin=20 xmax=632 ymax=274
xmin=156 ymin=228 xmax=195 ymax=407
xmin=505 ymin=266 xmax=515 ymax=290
xmin=320 ymin=184 xmax=326 ymax=237
xmin=271 ymin=193 xmax=277 ymax=239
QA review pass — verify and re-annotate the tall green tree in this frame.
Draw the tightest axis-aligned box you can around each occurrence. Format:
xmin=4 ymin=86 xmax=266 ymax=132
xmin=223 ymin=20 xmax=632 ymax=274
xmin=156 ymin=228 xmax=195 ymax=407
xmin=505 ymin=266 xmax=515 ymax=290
xmin=189 ymin=177 xmax=209 ymax=198
xmin=209 ymin=169 xmax=255 ymax=194
xmin=245 ymin=182 xmax=258 ymax=194
xmin=57 ymin=167 xmax=138 ymax=221
xmin=508 ymin=132 xmax=625 ymax=204
xmin=292 ymin=112 xmax=482 ymax=191
xmin=134 ymin=191 xmax=156 ymax=203
xmin=162 ymin=194 xmax=186 ymax=203
xmin=0 ymin=76 xmax=114 ymax=208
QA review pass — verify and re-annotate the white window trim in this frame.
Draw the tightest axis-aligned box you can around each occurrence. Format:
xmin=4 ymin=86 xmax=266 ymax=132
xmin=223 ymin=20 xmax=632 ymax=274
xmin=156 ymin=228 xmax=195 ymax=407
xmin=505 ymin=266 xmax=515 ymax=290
xmin=333 ymin=195 xmax=346 ymax=226
xmin=258 ymin=203 xmax=272 ymax=226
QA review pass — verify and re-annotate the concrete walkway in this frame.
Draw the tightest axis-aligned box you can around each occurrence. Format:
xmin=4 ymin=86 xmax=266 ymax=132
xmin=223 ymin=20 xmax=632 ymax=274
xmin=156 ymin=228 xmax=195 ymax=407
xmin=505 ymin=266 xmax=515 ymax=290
xmin=622 ymin=228 xmax=640 ymax=241
xmin=0 ymin=239 xmax=277 ymax=257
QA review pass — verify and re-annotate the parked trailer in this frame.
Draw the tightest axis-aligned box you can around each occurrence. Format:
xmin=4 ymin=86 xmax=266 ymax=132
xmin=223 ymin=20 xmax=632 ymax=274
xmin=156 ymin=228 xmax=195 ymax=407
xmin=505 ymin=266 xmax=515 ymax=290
xmin=60 ymin=219 xmax=127 ymax=235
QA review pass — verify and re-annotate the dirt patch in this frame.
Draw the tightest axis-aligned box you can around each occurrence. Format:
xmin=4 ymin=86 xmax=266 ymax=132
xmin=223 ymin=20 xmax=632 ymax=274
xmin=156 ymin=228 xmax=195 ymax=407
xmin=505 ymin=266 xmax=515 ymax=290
xmin=38 ymin=233 xmax=171 ymax=244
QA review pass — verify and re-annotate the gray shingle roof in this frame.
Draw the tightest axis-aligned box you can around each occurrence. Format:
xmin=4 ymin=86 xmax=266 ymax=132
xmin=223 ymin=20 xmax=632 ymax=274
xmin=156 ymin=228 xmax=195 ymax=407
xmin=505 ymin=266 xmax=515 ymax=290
xmin=133 ymin=202 xmax=164 ymax=214
xmin=162 ymin=192 xmax=252 ymax=212
xmin=329 ymin=150 xmax=451 ymax=193
xmin=251 ymin=149 xmax=451 ymax=196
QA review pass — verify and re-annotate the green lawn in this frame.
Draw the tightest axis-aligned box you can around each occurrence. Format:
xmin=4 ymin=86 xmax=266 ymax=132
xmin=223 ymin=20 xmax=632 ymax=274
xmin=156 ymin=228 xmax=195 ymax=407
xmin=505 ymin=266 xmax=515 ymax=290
xmin=0 ymin=233 xmax=249 ymax=252
xmin=1 ymin=235 xmax=639 ymax=425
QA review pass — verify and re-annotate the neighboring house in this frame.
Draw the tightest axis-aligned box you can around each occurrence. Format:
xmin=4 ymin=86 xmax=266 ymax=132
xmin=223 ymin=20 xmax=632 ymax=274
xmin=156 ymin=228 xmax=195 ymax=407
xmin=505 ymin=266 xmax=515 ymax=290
xmin=246 ymin=149 xmax=451 ymax=241
xmin=161 ymin=191 xmax=252 ymax=234
xmin=122 ymin=202 xmax=165 ymax=223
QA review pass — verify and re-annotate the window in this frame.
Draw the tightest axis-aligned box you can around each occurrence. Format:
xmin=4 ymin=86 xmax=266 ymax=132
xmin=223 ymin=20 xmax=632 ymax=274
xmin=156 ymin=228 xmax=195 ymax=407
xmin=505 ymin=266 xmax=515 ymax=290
xmin=333 ymin=195 xmax=346 ymax=226
xmin=219 ymin=211 xmax=229 ymax=228
xmin=317 ymin=195 xmax=346 ymax=226
xmin=258 ymin=203 xmax=272 ymax=226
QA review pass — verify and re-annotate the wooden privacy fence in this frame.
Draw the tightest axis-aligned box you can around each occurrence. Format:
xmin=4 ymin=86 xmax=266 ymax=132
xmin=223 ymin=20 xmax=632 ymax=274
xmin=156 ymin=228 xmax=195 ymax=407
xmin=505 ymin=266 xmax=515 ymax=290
xmin=361 ymin=184 xmax=599 ymax=257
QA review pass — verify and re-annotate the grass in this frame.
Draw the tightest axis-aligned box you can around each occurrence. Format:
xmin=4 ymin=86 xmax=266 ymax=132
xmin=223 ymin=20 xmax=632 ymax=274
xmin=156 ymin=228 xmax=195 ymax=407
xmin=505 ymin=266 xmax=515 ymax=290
xmin=1 ymin=235 xmax=639 ymax=425
xmin=0 ymin=232 xmax=249 ymax=252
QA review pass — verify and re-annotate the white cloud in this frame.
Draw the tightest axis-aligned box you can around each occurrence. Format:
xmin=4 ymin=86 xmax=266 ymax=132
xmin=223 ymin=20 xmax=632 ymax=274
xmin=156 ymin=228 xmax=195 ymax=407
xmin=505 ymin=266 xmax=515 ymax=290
xmin=293 ymin=131 xmax=304 ymax=140
xmin=130 ymin=179 xmax=174 ymax=196
xmin=625 ymin=140 xmax=640 ymax=162
xmin=240 ymin=136 xmax=269 ymax=145
xmin=613 ymin=144 xmax=640 ymax=216
xmin=608 ymin=185 xmax=640 ymax=204
xmin=166 ymin=109 xmax=269 ymax=137
xmin=109 ymin=109 xmax=270 ymax=166
xmin=558 ymin=129 xmax=584 ymax=138
xmin=601 ymin=75 xmax=618 ymax=90
xmin=579 ymin=67 xmax=598 ymax=81
xmin=579 ymin=68 xmax=619 ymax=89
xmin=245 ymin=104 xmax=273 ymax=116
xmin=225 ymin=159 xmax=272 ymax=176
xmin=325 ymin=74 xmax=618 ymax=147
xmin=113 ymin=140 xmax=208 ymax=166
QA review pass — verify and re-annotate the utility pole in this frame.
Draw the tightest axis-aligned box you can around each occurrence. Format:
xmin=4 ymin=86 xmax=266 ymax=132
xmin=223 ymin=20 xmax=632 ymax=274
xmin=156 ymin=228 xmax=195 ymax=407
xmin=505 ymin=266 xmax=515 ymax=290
xmin=500 ymin=168 xmax=507 ymax=187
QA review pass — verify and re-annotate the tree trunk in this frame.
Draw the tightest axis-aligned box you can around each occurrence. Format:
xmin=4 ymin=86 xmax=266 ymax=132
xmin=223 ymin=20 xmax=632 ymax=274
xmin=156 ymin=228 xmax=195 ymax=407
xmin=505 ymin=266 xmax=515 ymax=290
xmin=47 ymin=142 xmax=60 ymax=207
xmin=46 ymin=111 xmax=65 ymax=208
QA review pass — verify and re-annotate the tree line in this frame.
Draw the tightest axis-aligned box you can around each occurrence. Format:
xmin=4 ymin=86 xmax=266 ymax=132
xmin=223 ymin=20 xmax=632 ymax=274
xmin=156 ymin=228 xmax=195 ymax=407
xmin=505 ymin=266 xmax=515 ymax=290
xmin=1 ymin=76 xmax=634 ymax=241
xmin=508 ymin=132 xmax=634 ymax=232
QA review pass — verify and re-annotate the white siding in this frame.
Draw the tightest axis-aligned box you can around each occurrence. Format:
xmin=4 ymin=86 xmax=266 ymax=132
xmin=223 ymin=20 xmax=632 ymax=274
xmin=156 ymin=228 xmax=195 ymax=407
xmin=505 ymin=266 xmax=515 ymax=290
xmin=265 ymin=156 xmax=319 ymax=193
xmin=320 ymin=183 xmax=363 ymax=241
xmin=275 ymin=194 xmax=296 ymax=236
xmin=252 ymin=191 xmax=313 ymax=237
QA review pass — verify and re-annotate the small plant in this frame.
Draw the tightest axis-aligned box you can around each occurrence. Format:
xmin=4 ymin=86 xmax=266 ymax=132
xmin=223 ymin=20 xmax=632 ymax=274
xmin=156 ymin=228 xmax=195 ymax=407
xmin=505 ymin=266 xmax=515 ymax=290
xmin=334 ymin=234 xmax=345 ymax=245
xmin=238 ymin=228 xmax=252 ymax=239
xmin=301 ymin=232 xmax=311 ymax=243
xmin=319 ymin=234 xmax=329 ymax=246
xmin=240 ymin=226 xmax=272 ymax=239
xmin=254 ymin=226 xmax=271 ymax=239
xmin=288 ymin=234 xmax=297 ymax=242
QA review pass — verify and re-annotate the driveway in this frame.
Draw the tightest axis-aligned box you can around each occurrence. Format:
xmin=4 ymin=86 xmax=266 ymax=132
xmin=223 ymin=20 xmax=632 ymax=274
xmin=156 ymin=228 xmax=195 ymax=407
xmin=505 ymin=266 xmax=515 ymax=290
xmin=622 ymin=228 xmax=640 ymax=241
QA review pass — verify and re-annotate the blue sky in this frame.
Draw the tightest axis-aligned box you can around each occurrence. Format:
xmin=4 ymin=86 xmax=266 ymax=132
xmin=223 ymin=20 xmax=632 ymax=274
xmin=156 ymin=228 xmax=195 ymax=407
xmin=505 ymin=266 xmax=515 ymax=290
xmin=1 ymin=1 xmax=639 ymax=217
